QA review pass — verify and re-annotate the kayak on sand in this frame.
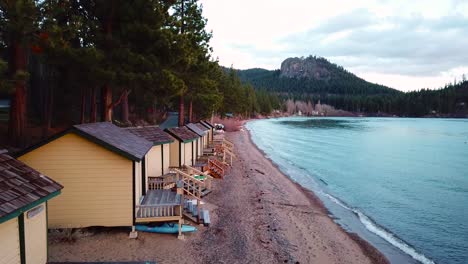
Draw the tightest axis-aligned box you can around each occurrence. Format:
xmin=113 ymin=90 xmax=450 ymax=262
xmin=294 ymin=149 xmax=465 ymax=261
xmin=135 ymin=223 xmax=197 ymax=234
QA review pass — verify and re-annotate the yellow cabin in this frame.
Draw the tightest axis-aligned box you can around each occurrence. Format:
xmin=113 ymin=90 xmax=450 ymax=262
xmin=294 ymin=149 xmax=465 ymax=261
xmin=164 ymin=127 xmax=199 ymax=168
xmin=125 ymin=126 xmax=174 ymax=189
xmin=200 ymin=120 xmax=215 ymax=145
xmin=186 ymin=123 xmax=206 ymax=159
xmin=17 ymin=122 xmax=153 ymax=229
xmin=0 ymin=152 xmax=62 ymax=264
xmin=195 ymin=123 xmax=210 ymax=148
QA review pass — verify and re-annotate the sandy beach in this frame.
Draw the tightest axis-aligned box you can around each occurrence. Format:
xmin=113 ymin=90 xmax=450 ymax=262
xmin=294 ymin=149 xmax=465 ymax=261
xmin=49 ymin=129 xmax=388 ymax=264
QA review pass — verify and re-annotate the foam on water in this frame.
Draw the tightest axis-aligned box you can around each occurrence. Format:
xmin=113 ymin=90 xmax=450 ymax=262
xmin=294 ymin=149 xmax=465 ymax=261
xmin=247 ymin=117 xmax=468 ymax=264
xmin=322 ymin=193 xmax=435 ymax=264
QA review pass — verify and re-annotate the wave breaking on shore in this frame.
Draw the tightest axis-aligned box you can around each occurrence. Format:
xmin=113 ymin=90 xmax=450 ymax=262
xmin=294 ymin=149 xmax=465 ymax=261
xmin=322 ymin=192 xmax=435 ymax=264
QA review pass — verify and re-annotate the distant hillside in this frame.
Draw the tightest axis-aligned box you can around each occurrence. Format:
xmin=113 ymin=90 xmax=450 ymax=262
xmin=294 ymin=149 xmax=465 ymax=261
xmin=233 ymin=56 xmax=468 ymax=117
xmin=236 ymin=56 xmax=401 ymax=97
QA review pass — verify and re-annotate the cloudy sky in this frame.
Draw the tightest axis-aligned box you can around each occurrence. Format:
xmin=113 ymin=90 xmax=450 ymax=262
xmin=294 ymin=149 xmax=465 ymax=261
xmin=199 ymin=0 xmax=468 ymax=91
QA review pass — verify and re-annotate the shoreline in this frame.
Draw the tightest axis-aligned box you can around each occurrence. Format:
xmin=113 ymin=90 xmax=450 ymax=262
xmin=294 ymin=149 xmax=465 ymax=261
xmin=242 ymin=128 xmax=390 ymax=264
xmin=47 ymin=126 xmax=390 ymax=263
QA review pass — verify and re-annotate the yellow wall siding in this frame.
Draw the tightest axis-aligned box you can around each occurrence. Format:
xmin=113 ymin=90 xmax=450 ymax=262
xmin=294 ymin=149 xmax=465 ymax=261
xmin=169 ymin=140 xmax=179 ymax=167
xmin=183 ymin=142 xmax=192 ymax=166
xmin=0 ymin=218 xmax=20 ymax=264
xmin=207 ymin=130 xmax=213 ymax=143
xmin=135 ymin=161 xmax=142 ymax=205
xmin=19 ymin=133 xmax=133 ymax=228
xmin=147 ymin=145 xmax=162 ymax=177
xmin=180 ymin=142 xmax=186 ymax=166
xmin=24 ymin=203 xmax=47 ymax=264
xmin=163 ymin=144 xmax=170 ymax=174
xmin=198 ymin=138 xmax=203 ymax=157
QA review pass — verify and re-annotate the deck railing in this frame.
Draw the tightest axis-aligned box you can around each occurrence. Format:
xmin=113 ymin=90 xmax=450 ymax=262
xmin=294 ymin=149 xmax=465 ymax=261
xmin=173 ymin=168 xmax=204 ymax=200
xmin=135 ymin=204 xmax=180 ymax=218
xmin=184 ymin=165 xmax=213 ymax=191
xmin=222 ymin=139 xmax=234 ymax=151
xmin=223 ymin=148 xmax=236 ymax=166
xmin=208 ymin=158 xmax=225 ymax=178
xmin=148 ymin=174 xmax=177 ymax=190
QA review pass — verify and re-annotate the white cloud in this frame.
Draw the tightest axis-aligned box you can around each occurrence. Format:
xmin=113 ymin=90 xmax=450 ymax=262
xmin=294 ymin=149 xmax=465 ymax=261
xmin=200 ymin=0 xmax=468 ymax=91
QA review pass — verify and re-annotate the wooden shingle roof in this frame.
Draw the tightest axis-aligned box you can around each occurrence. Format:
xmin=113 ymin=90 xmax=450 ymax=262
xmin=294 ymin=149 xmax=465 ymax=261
xmin=164 ymin=127 xmax=199 ymax=142
xmin=195 ymin=123 xmax=209 ymax=132
xmin=186 ymin=123 xmax=207 ymax=137
xmin=200 ymin=120 xmax=214 ymax=128
xmin=125 ymin=126 xmax=174 ymax=145
xmin=0 ymin=153 xmax=63 ymax=221
xmin=73 ymin=122 xmax=152 ymax=161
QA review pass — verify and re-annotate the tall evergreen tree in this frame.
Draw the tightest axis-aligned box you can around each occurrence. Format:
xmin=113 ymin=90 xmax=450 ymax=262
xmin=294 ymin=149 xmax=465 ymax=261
xmin=0 ymin=0 xmax=39 ymax=146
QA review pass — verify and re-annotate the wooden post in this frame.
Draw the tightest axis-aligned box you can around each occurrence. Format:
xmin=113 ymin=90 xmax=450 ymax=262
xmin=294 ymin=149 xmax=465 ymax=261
xmin=129 ymin=225 xmax=138 ymax=239
xmin=197 ymin=199 xmax=201 ymax=224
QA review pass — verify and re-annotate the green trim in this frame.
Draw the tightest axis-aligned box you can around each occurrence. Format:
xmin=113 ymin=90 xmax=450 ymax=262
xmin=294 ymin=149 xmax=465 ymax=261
xmin=18 ymin=214 xmax=25 ymax=264
xmin=153 ymin=140 xmax=174 ymax=146
xmin=142 ymin=157 xmax=146 ymax=196
xmin=0 ymin=191 xmax=61 ymax=225
xmin=183 ymin=138 xmax=196 ymax=143
xmin=46 ymin=202 xmax=49 ymax=261
xmin=195 ymin=139 xmax=198 ymax=160
xmin=161 ymin=145 xmax=164 ymax=175
xmin=132 ymin=161 xmax=136 ymax=226
xmin=179 ymin=141 xmax=182 ymax=167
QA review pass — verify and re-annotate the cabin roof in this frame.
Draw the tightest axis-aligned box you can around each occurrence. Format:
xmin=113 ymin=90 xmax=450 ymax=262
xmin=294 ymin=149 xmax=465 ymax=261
xmin=125 ymin=126 xmax=174 ymax=145
xmin=73 ymin=122 xmax=152 ymax=161
xmin=200 ymin=120 xmax=214 ymax=128
xmin=0 ymin=153 xmax=63 ymax=221
xmin=186 ymin=123 xmax=207 ymax=137
xmin=164 ymin=127 xmax=199 ymax=142
xmin=16 ymin=122 xmax=152 ymax=162
xmin=195 ymin=123 xmax=209 ymax=132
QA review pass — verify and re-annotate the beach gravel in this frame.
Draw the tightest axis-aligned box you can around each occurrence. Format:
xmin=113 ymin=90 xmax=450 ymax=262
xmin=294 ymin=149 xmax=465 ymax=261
xmin=48 ymin=129 xmax=388 ymax=264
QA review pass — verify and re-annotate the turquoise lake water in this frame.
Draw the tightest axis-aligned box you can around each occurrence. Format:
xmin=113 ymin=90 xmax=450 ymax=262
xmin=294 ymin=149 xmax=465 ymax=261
xmin=246 ymin=117 xmax=468 ymax=264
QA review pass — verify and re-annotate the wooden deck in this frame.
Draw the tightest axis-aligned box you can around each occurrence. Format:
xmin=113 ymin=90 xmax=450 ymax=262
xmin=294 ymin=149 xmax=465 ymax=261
xmin=135 ymin=189 xmax=182 ymax=223
xmin=142 ymin=189 xmax=181 ymax=207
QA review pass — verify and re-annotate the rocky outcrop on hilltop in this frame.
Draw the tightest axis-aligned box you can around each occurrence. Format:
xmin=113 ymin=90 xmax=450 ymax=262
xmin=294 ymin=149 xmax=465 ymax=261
xmin=280 ymin=56 xmax=332 ymax=80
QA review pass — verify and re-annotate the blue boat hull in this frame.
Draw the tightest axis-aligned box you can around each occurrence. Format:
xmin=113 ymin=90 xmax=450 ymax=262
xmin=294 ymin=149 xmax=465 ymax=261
xmin=135 ymin=223 xmax=197 ymax=234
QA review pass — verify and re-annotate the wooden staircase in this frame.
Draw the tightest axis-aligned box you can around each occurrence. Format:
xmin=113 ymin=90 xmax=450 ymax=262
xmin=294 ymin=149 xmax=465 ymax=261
xmin=207 ymin=158 xmax=226 ymax=178
xmin=183 ymin=198 xmax=211 ymax=226
xmin=173 ymin=168 xmax=211 ymax=224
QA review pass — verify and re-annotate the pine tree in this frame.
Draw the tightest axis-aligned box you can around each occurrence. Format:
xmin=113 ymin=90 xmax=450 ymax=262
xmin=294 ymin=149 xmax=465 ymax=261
xmin=0 ymin=0 xmax=40 ymax=146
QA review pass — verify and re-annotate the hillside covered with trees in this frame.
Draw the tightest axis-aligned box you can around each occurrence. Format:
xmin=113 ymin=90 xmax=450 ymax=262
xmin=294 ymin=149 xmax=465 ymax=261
xmin=0 ymin=0 xmax=279 ymax=147
xmin=237 ymin=56 xmax=468 ymax=117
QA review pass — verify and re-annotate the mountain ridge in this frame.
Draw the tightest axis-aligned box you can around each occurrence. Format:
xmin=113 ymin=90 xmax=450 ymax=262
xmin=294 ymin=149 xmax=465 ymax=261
xmin=231 ymin=55 xmax=467 ymax=117
xmin=235 ymin=56 xmax=401 ymax=97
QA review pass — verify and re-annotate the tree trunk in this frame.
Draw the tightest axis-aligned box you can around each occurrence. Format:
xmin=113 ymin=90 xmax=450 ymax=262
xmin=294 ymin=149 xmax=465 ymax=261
xmin=9 ymin=83 xmax=26 ymax=146
xmin=80 ymin=87 xmax=87 ymax=124
xmin=101 ymin=3 xmax=114 ymax=122
xmin=41 ymin=84 xmax=53 ymax=138
xmin=188 ymin=99 xmax=193 ymax=123
xmin=178 ymin=94 xmax=185 ymax=126
xmin=121 ymin=91 xmax=129 ymax=124
xmin=90 ymin=87 xmax=97 ymax=122
xmin=102 ymin=85 xmax=112 ymax=121
xmin=8 ymin=42 xmax=27 ymax=147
